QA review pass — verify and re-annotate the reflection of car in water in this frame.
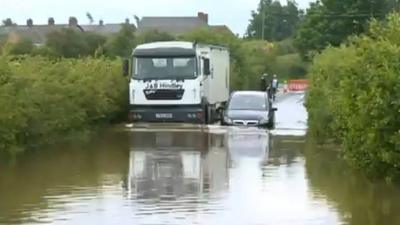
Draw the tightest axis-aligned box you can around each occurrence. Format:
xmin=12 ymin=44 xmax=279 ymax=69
xmin=127 ymin=131 xmax=228 ymax=199
xmin=225 ymin=127 xmax=271 ymax=163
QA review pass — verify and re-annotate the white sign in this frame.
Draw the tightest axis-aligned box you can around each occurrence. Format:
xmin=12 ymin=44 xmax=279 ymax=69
xmin=145 ymin=81 xmax=183 ymax=90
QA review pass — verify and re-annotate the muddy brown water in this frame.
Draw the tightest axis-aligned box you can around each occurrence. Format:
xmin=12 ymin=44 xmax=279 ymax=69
xmin=0 ymin=127 xmax=399 ymax=225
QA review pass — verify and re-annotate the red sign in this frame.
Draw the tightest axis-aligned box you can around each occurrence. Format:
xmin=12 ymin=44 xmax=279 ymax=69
xmin=288 ymin=80 xmax=308 ymax=91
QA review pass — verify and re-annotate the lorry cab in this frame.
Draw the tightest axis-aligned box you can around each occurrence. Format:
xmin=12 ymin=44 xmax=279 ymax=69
xmin=125 ymin=41 xmax=230 ymax=124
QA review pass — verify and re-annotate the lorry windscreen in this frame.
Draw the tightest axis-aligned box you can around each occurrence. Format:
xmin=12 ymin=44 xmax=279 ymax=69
xmin=134 ymin=57 xmax=197 ymax=80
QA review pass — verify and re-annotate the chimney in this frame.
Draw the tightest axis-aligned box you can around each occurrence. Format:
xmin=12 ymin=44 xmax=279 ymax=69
xmin=68 ymin=16 xmax=78 ymax=26
xmin=27 ymin=18 xmax=33 ymax=27
xmin=48 ymin=17 xmax=55 ymax=25
xmin=125 ymin=18 xmax=130 ymax=24
xmin=99 ymin=19 xmax=104 ymax=26
xmin=198 ymin=12 xmax=208 ymax=24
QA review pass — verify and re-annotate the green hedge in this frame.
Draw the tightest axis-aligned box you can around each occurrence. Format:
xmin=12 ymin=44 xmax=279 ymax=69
xmin=306 ymin=13 xmax=400 ymax=180
xmin=0 ymin=56 xmax=127 ymax=153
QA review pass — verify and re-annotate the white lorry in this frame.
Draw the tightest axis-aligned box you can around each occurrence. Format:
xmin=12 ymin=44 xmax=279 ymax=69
xmin=123 ymin=41 xmax=230 ymax=124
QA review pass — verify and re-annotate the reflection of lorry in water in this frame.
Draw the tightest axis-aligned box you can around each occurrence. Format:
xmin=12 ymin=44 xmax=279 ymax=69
xmin=127 ymin=131 xmax=228 ymax=198
xmin=123 ymin=41 xmax=230 ymax=124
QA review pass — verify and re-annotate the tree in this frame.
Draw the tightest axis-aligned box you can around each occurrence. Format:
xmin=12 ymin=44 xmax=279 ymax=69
xmin=246 ymin=0 xmax=302 ymax=41
xmin=294 ymin=0 xmax=395 ymax=58
xmin=31 ymin=45 xmax=57 ymax=57
xmin=386 ymin=0 xmax=400 ymax=12
xmin=2 ymin=18 xmax=16 ymax=26
xmin=84 ymin=32 xmax=106 ymax=54
xmin=48 ymin=17 xmax=55 ymax=25
xmin=86 ymin=12 xmax=94 ymax=24
xmin=133 ymin=15 xmax=140 ymax=27
xmin=137 ymin=30 xmax=175 ymax=44
xmin=104 ymin=24 xmax=136 ymax=57
xmin=46 ymin=28 xmax=106 ymax=58
xmin=47 ymin=29 xmax=86 ymax=57
xmin=0 ymin=34 xmax=8 ymax=54
xmin=306 ymin=13 xmax=400 ymax=180
xmin=5 ymin=38 xmax=34 ymax=55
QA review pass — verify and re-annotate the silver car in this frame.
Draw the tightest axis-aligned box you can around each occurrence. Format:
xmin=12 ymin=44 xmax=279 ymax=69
xmin=222 ymin=91 xmax=277 ymax=128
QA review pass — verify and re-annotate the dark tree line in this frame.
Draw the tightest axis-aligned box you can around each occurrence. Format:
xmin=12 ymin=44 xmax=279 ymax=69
xmin=2 ymin=18 xmax=16 ymax=26
xmin=246 ymin=0 xmax=303 ymax=41
xmin=294 ymin=0 xmax=399 ymax=58
xmin=247 ymin=0 xmax=400 ymax=58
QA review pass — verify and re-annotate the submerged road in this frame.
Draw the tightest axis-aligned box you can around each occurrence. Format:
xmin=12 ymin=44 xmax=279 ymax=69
xmin=272 ymin=92 xmax=308 ymax=136
xmin=1 ymin=93 xmax=399 ymax=225
xmin=125 ymin=92 xmax=308 ymax=136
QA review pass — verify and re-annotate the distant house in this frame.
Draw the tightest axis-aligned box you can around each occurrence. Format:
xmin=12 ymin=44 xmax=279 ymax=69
xmin=137 ymin=12 xmax=233 ymax=36
xmin=80 ymin=18 xmax=133 ymax=37
xmin=0 ymin=12 xmax=233 ymax=46
xmin=210 ymin=25 xmax=234 ymax=35
xmin=0 ymin=17 xmax=134 ymax=46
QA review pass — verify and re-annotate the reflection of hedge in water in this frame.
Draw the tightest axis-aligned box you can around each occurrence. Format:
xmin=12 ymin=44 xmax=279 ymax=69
xmin=305 ymin=141 xmax=400 ymax=225
xmin=0 ymin=129 xmax=131 ymax=223
xmin=0 ymin=56 xmax=128 ymax=153
xmin=306 ymin=13 xmax=400 ymax=180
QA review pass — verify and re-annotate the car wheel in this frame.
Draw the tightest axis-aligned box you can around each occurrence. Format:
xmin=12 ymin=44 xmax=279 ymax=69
xmin=268 ymin=112 xmax=275 ymax=129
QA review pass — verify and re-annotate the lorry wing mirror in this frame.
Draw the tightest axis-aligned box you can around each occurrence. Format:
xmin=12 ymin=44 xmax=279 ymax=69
xmin=122 ymin=58 xmax=130 ymax=77
xmin=203 ymin=58 xmax=211 ymax=76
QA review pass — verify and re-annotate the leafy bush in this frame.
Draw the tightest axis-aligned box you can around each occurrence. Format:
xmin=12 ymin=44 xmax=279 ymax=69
xmin=137 ymin=30 xmax=176 ymax=44
xmin=103 ymin=24 xmax=136 ymax=57
xmin=273 ymin=53 xmax=308 ymax=80
xmin=0 ymin=56 xmax=127 ymax=153
xmin=306 ymin=13 xmax=400 ymax=180
xmin=2 ymin=38 xmax=34 ymax=55
xmin=275 ymin=39 xmax=298 ymax=55
xmin=46 ymin=29 xmax=106 ymax=58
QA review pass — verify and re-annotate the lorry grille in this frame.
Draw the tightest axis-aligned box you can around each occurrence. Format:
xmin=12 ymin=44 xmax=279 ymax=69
xmin=144 ymin=89 xmax=185 ymax=100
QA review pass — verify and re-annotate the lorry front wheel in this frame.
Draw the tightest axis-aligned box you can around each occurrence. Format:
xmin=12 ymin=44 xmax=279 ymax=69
xmin=204 ymin=105 xmax=215 ymax=125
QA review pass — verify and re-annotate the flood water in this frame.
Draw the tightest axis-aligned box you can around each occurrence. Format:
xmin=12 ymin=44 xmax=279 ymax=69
xmin=1 ymin=127 xmax=400 ymax=225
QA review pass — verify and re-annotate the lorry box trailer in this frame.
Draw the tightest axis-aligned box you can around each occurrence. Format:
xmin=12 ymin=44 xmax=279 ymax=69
xmin=124 ymin=41 xmax=230 ymax=124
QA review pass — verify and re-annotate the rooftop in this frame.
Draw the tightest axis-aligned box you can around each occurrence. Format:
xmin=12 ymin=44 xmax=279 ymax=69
xmin=137 ymin=12 xmax=210 ymax=36
xmin=136 ymin=41 xmax=195 ymax=50
xmin=0 ymin=17 xmax=134 ymax=44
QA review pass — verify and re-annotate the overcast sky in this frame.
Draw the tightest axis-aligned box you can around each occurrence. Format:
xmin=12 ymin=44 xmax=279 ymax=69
xmin=1 ymin=0 xmax=314 ymax=35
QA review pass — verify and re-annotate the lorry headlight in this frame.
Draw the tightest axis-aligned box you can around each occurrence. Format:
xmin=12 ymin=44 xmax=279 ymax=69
xmin=131 ymin=113 xmax=142 ymax=120
xmin=187 ymin=113 xmax=197 ymax=119
xmin=259 ymin=118 xmax=269 ymax=125
xmin=224 ymin=116 xmax=232 ymax=124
